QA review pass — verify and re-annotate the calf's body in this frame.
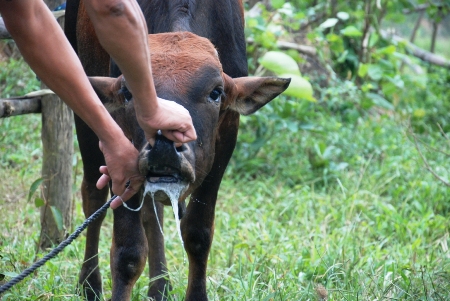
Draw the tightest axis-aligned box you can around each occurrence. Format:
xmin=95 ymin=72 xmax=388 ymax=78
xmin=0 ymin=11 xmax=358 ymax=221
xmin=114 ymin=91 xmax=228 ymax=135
xmin=65 ymin=1 xmax=289 ymax=300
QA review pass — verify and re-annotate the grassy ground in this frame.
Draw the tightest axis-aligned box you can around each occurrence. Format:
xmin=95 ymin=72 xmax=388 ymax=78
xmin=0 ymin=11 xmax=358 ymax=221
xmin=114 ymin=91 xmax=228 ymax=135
xmin=1 ymin=61 xmax=450 ymax=300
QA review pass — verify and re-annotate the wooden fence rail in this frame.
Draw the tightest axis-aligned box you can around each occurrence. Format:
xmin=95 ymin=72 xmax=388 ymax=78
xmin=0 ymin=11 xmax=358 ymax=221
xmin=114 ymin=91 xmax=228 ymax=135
xmin=0 ymin=96 xmax=42 ymax=117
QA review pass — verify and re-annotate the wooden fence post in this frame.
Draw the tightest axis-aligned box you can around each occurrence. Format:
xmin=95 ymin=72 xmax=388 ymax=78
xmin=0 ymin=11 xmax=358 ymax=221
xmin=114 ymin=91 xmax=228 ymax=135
xmin=39 ymin=1 xmax=74 ymax=248
xmin=40 ymin=90 xmax=74 ymax=248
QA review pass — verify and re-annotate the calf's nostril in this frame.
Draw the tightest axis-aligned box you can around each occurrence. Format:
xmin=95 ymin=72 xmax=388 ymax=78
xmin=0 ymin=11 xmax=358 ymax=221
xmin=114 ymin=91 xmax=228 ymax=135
xmin=176 ymin=144 xmax=186 ymax=152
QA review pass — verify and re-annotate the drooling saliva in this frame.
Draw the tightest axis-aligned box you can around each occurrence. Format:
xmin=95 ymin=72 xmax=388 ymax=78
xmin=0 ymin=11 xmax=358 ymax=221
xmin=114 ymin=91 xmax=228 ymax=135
xmin=143 ymin=182 xmax=186 ymax=248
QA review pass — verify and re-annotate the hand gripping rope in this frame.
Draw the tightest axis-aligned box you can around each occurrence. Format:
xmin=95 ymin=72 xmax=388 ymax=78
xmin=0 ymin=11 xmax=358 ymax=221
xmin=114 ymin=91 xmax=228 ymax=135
xmin=0 ymin=196 xmax=114 ymax=294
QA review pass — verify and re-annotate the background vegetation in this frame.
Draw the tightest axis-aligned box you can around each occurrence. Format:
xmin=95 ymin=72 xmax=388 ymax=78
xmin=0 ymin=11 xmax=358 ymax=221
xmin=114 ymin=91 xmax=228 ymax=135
xmin=1 ymin=0 xmax=450 ymax=300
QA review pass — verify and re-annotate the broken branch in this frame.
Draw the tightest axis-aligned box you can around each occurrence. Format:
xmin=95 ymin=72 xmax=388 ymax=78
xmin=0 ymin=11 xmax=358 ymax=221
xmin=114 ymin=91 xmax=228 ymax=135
xmin=409 ymin=127 xmax=450 ymax=187
xmin=0 ymin=97 xmax=42 ymax=117
xmin=380 ymin=29 xmax=450 ymax=68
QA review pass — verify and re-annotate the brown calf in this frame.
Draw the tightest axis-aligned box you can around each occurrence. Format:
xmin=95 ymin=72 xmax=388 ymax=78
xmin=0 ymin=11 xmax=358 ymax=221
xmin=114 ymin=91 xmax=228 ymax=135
xmin=65 ymin=2 xmax=290 ymax=301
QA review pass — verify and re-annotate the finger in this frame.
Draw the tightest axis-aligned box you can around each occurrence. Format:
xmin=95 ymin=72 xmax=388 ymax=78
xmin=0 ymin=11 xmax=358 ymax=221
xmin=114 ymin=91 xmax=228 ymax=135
xmin=160 ymin=130 xmax=183 ymax=148
xmin=184 ymin=126 xmax=197 ymax=142
xmin=174 ymin=123 xmax=197 ymax=142
xmin=96 ymin=174 xmax=111 ymax=190
xmin=111 ymin=180 xmax=127 ymax=197
xmin=112 ymin=170 xmax=144 ymax=197
xmin=110 ymin=180 xmax=143 ymax=210
xmin=145 ymin=129 xmax=158 ymax=147
xmin=147 ymin=136 xmax=156 ymax=148
xmin=99 ymin=165 xmax=109 ymax=175
xmin=96 ymin=166 xmax=111 ymax=189
xmin=120 ymin=186 xmax=140 ymax=203
xmin=110 ymin=195 xmax=124 ymax=209
xmin=170 ymin=130 xmax=190 ymax=143
xmin=163 ymin=128 xmax=197 ymax=144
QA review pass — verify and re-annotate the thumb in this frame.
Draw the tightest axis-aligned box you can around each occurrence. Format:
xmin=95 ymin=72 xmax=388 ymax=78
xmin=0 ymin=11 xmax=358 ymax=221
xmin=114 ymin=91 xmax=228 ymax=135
xmin=145 ymin=130 xmax=158 ymax=147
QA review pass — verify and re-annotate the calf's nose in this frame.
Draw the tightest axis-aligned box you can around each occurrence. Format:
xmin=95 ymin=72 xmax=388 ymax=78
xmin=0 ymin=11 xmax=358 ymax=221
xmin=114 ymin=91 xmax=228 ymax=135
xmin=138 ymin=133 xmax=183 ymax=176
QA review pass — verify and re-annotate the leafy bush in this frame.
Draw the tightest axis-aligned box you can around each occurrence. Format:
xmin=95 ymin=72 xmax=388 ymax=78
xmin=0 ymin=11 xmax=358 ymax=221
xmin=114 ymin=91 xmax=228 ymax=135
xmin=0 ymin=58 xmax=40 ymax=98
xmin=234 ymin=0 xmax=450 ymax=182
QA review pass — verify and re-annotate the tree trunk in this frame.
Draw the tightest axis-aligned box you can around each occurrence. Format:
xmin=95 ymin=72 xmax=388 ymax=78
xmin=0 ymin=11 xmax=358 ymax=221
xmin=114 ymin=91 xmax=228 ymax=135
xmin=410 ymin=10 xmax=424 ymax=44
xmin=39 ymin=0 xmax=74 ymax=249
xmin=430 ymin=21 xmax=438 ymax=54
xmin=39 ymin=85 xmax=74 ymax=248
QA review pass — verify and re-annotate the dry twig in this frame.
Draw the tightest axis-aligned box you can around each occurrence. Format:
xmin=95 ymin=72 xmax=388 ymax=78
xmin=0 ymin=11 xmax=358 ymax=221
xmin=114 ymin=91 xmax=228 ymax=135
xmin=409 ymin=125 xmax=450 ymax=187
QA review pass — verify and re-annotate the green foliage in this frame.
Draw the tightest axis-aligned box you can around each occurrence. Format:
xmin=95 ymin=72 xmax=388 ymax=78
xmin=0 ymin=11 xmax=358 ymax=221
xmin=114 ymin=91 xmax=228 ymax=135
xmin=241 ymin=0 xmax=450 ymax=179
xmin=0 ymin=58 xmax=40 ymax=98
xmin=247 ymin=0 xmax=449 ymax=118
xmin=259 ymin=51 xmax=315 ymax=100
xmin=280 ymin=73 xmax=315 ymax=100
xmin=259 ymin=51 xmax=301 ymax=76
xmin=50 ymin=206 xmax=64 ymax=232
xmin=408 ymin=67 xmax=450 ymax=133
xmin=27 ymin=178 xmax=43 ymax=203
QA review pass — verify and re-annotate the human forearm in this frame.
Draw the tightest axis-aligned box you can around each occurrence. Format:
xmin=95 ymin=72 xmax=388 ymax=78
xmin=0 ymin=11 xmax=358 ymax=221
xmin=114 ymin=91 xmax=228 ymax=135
xmin=1 ymin=0 xmax=147 ymax=203
xmin=84 ymin=0 xmax=196 ymax=144
xmin=1 ymin=0 xmax=125 ymax=143
xmin=84 ymin=0 xmax=159 ymax=118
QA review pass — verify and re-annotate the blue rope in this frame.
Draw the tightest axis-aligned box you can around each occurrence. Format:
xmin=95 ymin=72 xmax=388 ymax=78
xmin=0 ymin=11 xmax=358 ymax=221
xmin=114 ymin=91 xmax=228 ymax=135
xmin=0 ymin=196 xmax=114 ymax=294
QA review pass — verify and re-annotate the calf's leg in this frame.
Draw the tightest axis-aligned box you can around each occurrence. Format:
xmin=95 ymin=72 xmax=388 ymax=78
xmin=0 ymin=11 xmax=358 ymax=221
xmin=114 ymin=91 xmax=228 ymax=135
xmin=182 ymin=111 xmax=240 ymax=301
xmin=110 ymin=195 xmax=148 ymax=301
xmin=76 ymin=116 xmax=109 ymax=301
xmin=142 ymin=199 xmax=171 ymax=300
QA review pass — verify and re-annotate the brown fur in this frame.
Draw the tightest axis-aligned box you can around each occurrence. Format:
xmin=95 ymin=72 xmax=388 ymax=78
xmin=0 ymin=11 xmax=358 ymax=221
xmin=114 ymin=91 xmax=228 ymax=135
xmin=149 ymin=32 xmax=222 ymax=95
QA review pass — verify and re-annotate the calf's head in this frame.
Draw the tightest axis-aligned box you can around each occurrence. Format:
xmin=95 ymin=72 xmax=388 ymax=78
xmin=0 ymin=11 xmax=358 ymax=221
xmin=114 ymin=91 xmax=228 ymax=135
xmin=89 ymin=32 xmax=290 ymax=204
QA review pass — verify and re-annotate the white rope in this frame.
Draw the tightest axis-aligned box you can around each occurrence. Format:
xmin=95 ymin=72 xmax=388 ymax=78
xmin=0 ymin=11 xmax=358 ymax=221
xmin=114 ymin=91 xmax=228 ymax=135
xmin=121 ymin=196 xmax=145 ymax=212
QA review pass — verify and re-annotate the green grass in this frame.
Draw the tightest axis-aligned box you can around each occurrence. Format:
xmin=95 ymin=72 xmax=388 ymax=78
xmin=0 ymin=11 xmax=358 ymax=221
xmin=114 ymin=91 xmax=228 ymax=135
xmin=1 ymin=57 xmax=450 ymax=300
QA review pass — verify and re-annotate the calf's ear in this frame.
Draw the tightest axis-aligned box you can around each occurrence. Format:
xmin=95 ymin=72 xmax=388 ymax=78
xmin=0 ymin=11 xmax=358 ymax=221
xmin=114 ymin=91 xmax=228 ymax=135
xmin=88 ymin=76 xmax=126 ymax=112
xmin=224 ymin=75 xmax=291 ymax=115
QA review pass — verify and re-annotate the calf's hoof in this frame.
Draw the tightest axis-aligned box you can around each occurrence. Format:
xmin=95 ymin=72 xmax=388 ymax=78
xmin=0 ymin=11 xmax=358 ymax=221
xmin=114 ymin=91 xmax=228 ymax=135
xmin=78 ymin=268 xmax=103 ymax=301
xmin=148 ymin=278 xmax=172 ymax=301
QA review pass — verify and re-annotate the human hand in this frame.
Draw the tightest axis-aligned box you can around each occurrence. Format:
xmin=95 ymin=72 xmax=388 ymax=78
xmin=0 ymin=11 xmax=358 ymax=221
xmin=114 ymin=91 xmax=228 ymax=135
xmin=97 ymin=138 xmax=145 ymax=209
xmin=135 ymin=97 xmax=197 ymax=146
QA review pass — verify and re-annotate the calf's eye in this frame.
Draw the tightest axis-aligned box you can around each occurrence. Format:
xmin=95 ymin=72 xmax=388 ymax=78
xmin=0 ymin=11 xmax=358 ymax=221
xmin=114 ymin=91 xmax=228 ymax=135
xmin=209 ymin=88 xmax=222 ymax=102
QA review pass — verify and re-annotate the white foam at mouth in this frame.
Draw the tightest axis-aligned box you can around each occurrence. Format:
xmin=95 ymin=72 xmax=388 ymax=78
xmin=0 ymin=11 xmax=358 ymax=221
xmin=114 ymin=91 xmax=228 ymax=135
xmin=143 ymin=182 xmax=187 ymax=248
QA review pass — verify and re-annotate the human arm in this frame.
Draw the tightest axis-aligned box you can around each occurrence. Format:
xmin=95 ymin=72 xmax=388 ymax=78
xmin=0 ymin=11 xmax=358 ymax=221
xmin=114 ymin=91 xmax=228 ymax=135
xmin=83 ymin=0 xmax=197 ymax=146
xmin=0 ymin=0 xmax=142 ymax=202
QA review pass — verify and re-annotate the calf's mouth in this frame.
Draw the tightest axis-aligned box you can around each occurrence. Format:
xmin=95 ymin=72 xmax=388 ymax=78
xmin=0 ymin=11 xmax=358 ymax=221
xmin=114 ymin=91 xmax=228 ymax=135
xmin=146 ymin=166 xmax=184 ymax=184
xmin=141 ymin=163 xmax=188 ymax=247
xmin=143 ymin=164 xmax=190 ymax=207
xmin=138 ymin=134 xmax=194 ymax=205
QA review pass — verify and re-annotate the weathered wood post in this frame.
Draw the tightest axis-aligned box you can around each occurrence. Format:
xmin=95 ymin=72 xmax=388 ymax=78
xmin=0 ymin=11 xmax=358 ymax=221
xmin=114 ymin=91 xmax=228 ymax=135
xmin=39 ymin=0 xmax=74 ymax=248
xmin=40 ymin=93 xmax=74 ymax=248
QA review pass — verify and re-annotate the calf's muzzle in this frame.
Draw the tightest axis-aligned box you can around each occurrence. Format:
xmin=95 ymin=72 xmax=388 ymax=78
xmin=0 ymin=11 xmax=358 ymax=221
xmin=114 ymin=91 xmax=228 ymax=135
xmin=138 ymin=133 xmax=183 ymax=182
